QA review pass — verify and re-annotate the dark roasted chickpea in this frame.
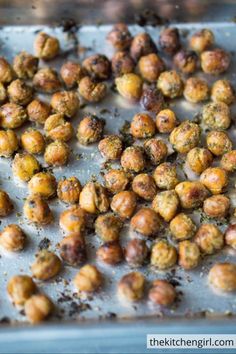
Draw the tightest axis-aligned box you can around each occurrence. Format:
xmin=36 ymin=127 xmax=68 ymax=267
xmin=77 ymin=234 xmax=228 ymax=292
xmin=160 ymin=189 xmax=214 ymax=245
xmin=111 ymin=191 xmax=137 ymax=219
xmin=95 ymin=213 xmax=123 ymax=242
xmin=125 ymin=239 xmax=148 ymax=267
xmin=34 ymin=32 xmax=60 ymax=60
xmin=0 ymin=82 xmax=7 ymax=103
xmin=31 ymin=250 xmax=61 ymax=280
xmin=159 ymin=27 xmax=180 ymax=55
xmin=151 ymin=240 xmax=177 ymax=269
xmin=140 ymin=87 xmax=165 ymax=114
xmin=211 ymin=79 xmax=234 ymax=105
xmin=74 ymin=264 xmax=102 ymax=293
xmin=156 ymin=109 xmax=177 ymax=134
xmin=0 ymin=57 xmax=14 ymax=83
xmin=225 ymin=224 xmax=236 ymax=249
xmin=107 ymin=23 xmax=132 ymax=50
xmin=33 ymin=68 xmax=61 ymax=94
xmin=183 ymin=77 xmax=209 ymax=103
xmin=104 ymin=169 xmax=129 ymax=194
xmin=131 ymin=208 xmax=160 ymax=237
xmin=179 ymin=240 xmax=200 ymax=270
xmin=44 ymin=114 xmax=73 ymax=142
xmin=97 ymin=241 xmax=123 ymax=265
xmin=189 ymin=29 xmax=214 ymax=53
xmin=132 ymin=174 xmax=157 ymax=201
xmin=25 ymin=294 xmax=53 ymax=324
xmin=98 ymin=135 xmax=123 ymax=160
xmin=148 ymin=280 xmax=176 ymax=306
xmin=144 ymin=138 xmax=168 ymax=166
xmin=152 ymin=190 xmax=179 ymax=222
xmin=118 ymin=271 xmax=145 ymax=301
xmin=77 ymin=115 xmax=104 ymax=145
xmin=157 ymin=70 xmax=183 ymax=98
xmin=60 ymin=61 xmax=86 ymax=88
xmin=13 ymin=51 xmax=38 ymax=79
xmin=78 ymin=76 xmax=107 ymax=102
xmin=170 ymin=120 xmax=200 ymax=154
xmin=116 ymin=73 xmax=143 ymax=101
xmin=0 ymin=190 xmax=13 ymax=216
xmin=27 ymin=99 xmax=51 ymax=124
xmin=21 ymin=129 xmax=45 ymax=154
xmin=194 ymin=223 xmax=224 ymax=255
xmin=203 ymin=194 xmax=230 ymax=218
xmin=0 ymin=129 xmax=18 ymax=157
xmin=111 ymin=51 xmax=135 ymax=77
xmin=221 ymin=150 xmax=236 ymax=172
xmin=175 ymin=181 xmax=209 ymax=209
xmin=44 ymin=140 xmax=70 ymax=166
xmin=170 ymin=213 xmax=196 ymax=241
xmin=24 ymin=195 xmax=53 ymax=225
xmin=82 ymin=54 xmax=111 ymax=80
xmin=130 ymin=113 xmax=156 ymax=139
xmin=206 ymin=131 xmax=232 ymax=156
xmin=209 ymin=263 xmax=236 ymax=292
xmin=200 ymin=167 xmax=228 ymax=194
xmin=153 ymin=162 xmax=179 ymax=190
xmin=138 ymin=53 xmax=165 ymax=82
xmin=79 ymin=182 xmax=109 ymax=214
xmin=12 ymin=153 xmax=40 ymax=182
xmin=0 ymin=224 xmax=26 ymax=252
xmin=59 ymin=206 xmax=86 ymax=234
xmin=28 ymin=172 xmax=57 ymax=199
xmin=0 ymin=103 xmax=27 ymax=129
xmin=130 ymin=32 xmax=157 ymax=62
xmin=186 ymin=147 xmax=213 ymax=174
xmin=60 ymin=233 xmax=86 ymax=266
xmin=201 ymin=48 xmax=230 ymax=75
xmin=202 ymin=102 xmax=231 ymax=130
xmin=7 ymin=275 xmax=36 ymax=306
xmin=50 ymin=91 xmax=79 ymax=118
xmin=121 ymin=146 xmax=145 ymax=173
xmin=174 ymin=50 xmax=198 ymax=74
xmin=57 ymin=177 xmax=81 ymax=204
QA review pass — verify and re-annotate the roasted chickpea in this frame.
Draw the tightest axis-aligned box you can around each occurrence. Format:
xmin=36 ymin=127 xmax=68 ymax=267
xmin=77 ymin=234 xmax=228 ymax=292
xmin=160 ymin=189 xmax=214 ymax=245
xmin=130 ymin=113 xmax=156 ymax=139
xmin=33 ymin=68 xmax=61 ymax=94
xmin=0 ymin=82 xmax=7 ymax=103
xmin=21 ymin=129 xmax=45 ymax=154
xmin=79 ymin=182 xmax=109 ymax=214
xmin=183 ymin=77 xmax=209 ymax=103
xmin=174 ymin=50 xmax=198 ymax=74
xmin=98 ymin=135 xmax=123 ymax=160
xmin=225 ymin=224 xmax=236 ymax=249
xmin=194 ymin=223 xmax=224 ymax=255
xmin=0 ymin=129 xmax=18 ymax=157
xmin=130 ymin=32 xmax=157 ymax=62
xmin=170 ymin=213 xmax=196 ymax=241
xmin=148 ymin=279 xmax=176 ymax=306
xmin=140 ymin=87 xmax=165 ymax=114
xmin=206 ymin=131 xmax=232 ymax=156
xmin=138 ymin=53 xmax=165 ymax=82
xmin=74 ymin=264 xmax=102 ymax=293
xmin=200 ymin=167 xmax=228 ymax=194
xmin=179 ymin=240 xmax=200 ymax=270
xmin=175 ymin=181 xmax=209 ymax=209
xmin=153 ymin=162 xmax=179 ymax=190
xmin=130 ymin=208 xmax=160 ymax=237
xmin=60 ymin=233 xmax=87 ymax=266
xmin=31 ymin=250 xmax=61 ymax=280
xmin=0 ymin=103 xmax=27 ymax=129
xmin=118 ymin=271 xmax=145 ymax=301
xmin=203 ymin=195 xmax=230 ymax=218
xmin=97 ymin=241 xmax=123 ymax=265
xmin=132 ymin=174 xmax=157 ymax=201
xmin=0 ymin=190 xmax=13 ymax=216
xmin=202 ymin=102 xmax=231 ymax=130
xmin=7 ymin=79 xmax=33 ymax=106
xmin=189 ymin=29 xmax=214 ymax=53
xmin=151 ymin=240 xmax=177 ymax=269
xmin=156 ymin=109 xmax=177 ymax=134
xmin=121 ymin=146 xmax=145 ymax=173
xmin=28 ymin=172 xmax=57 ymax=199
xmin=77 ymin=115 xmax=104 ymax=145
xmin=12 ymin=153 xmax=40 ymax=182
xmin=211 ymin=79 xmax=234 ymax=105
xmin=78 ymin=76 xmax=107 ymax=102
xmin=95 ymin=213 xmax=123 ymax=242
xmin=60 ymin=61 xmax=85 ymax=88
xmin=82 ymin=54 xmax=111 ymax=80
xmin=59 ymin=206 xmax=86 ymax=234
xmin=44 ymin=140 xmax=70 ymax=166
xmin=144 ymin=138 xmax=168 ymax=166
xmin=159 ymin=27 xmax=180 ymax=55
xmin=201 ymin=48 xmax=230 ymax=75
xmin=152 ymin=190 xmax=179 ymax=222
xmin=44 ymin=114 xmax=73 ymax=142
xmin=50 ymin=91 xmax=79 ymax=118
xmin=0 ymin=57 xmax=14 ymax=83
xmin=221 ymin=150 xmax=236 ymax=172
xmin=208 ymin=263 xmax=236 ymax=292
xmin=34 ymin=32 xmax=60 ymax=60
xmin=0 ymin=224 xmax=26 ymax=252
xmin=111 ymin=191 xmax=137 ymax=219
xmin=25 ymin=294 xmax=53 ymax=324
xmin=116 ymin=73 xmax=143 ymax=101
xmin=107 ymin=23 xmax=132 ymax=50
xmin=13 ymin=51 xmax=38 ymax=79
xmin=186 ymin=147 xmax=213 ymax=174
xmin=104 ymin=169 xmax=129 ymax=193
xmin=27 ymin=99 xmax=51 ymax=124
xmin=57 ymin=177 xmax=81 ymax=204
xmin=157 ymin=70 xmax=183 ymax=98
xmin=125 ymin=239 xmax=148 ymax=267
xmin=24 ymin=195 xmax=53 ymax=225
xmin=7 ymin=275 xmax=36 ymax=306
xmin=111 ymin=51 xmax=135 ymax=77
xmin=169 ymin=120 xmax=200 ymax=154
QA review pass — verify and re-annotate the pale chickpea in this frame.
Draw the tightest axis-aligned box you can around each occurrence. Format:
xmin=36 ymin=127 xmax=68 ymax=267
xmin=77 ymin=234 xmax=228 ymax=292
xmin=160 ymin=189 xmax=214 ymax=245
xmin=111 ymin=191 xmax=137 ymax=219
xmin=0 ymin=103 xmax=28 ymax=129
xmin=107 ymin=23 xmax=132 ymax=51
xmin=97 ymin=241 xmax=123 ymax=265
xmin=206 ymin=131 xmax=232 ymax=156
xmin=44 ymin=141 xmax=70 ymax=166
xmin=175 ymin=181 xmax=209 ymax=209
xmin=34 ymin=32 xmax=60 ymax=60
xmin=33 ymin=68 xmax=61 ymax=94
xmin=201 ymin=49 xmax=230 ymax=75
xmin=7 ymin=275 xmax=36 ymax=306
xmin=95 ymin=213 xmax=123 ymax=242
xmin=201 ymin=102 xmax=231 ymax=130
xmin=13 ymin=51 xmax=38 ymax=79
xmin=156 ymin=109 xmax=177 ymax=134
xmin=203 ymin=195 xmax=230 ymax=218
xmin=125 ymin=239 xmax=148 ymax=267
xmin=116 ymin=73 xmax=143 ymax=101
xmin=138 ymin=53 xmax=165 ymax=82
xmin=173 ymin=50 xmax=198 ymax=74
xmin=24 ymin=195 xmax=53 ymax=225
xmin=151 ymin=240 xmax=177 ymax=269
xmin=60 ymin=233 xmax=87 ymax=266
xmin=77 ymin=115 xmax=104 ymax=145
xmin=60 ymin=61 xmax=86 ymax=88
xmin=189 ymin=29 xmax=214 ymax=53
xmin=0 ymin=224 xmax=26 ymax=252
xmin=12 ymin=153 xmax=40 ymax=182
xmin=31 ymin=250 xmax=61 ymax=280
xmin=44 ymin=114 xmax=73 ymax=142
xmin=194 ymin=224 xmax=224 ymax=255
xmin=225 ymin=224 xmax=236 ymax=249
xmin=186 ymin=147 xmax=213 ymax=174
xmin=169 ymin=120 xmax=200 ymax=154
xmin=0 ymin=57 xmax=14 ymax=83
xmin=118 ymin=272 xmax=145 ymax=301
xmin=152 ymin=190 xmax=179 ymax=222
xmin=132 ymin=174 xmax=157 ymax=201
xmin=0 ymin=129 xmax=18 ymax=157
xmin=130 ymin=208 xmax=160 ymax=237
xmin=104 ymin=169 xmax=129 ymax=194
xmin=57 ymin=177 xmax=81 ymax=204
xmin=74 ymin=264 xmax=102 ymax=293
xmin=59 ymin=206 xmax=86 ymax=234
xmin=153 ymin=162 xmax=179 ymax=190
xmin=27 ymin=99 xmax=51 ymax=124
xmin=211 ymin=79 xmax=234 ymax=105
xmin=0 ymin=190 xmax=13 ymax=216
xmin=25 ymin=294 xmax=53 ymax=324
xmin=148 ymin=279 xmax=176 ymax=306
xmin=78 ymin=76 xmax=107 ymax=102
xmin=79 ymin=182 xmax=109 ymax=214
xmin=7 ymin=79 xmax=33 ymax=106
xmin=144 ymin=138 xmax=168 ymax=166
xmin=130 ymin=32 xmax=157 ymax=62
xmin=98 ymin=135 xmax=123 ymax=160
xmin=221 ymin=150 xmax=236 ymax=172
xmin=157 ymin=70 xmax=183 ymax=98
xmin=130 ymin=113 xmax=156 ymax=139
xmin=200 ymin=167 xmax=228 ymax=194
xmin=183 ymin=77 xmax=209 ymax=103
xmin=21 ymin=129 xmax=45 ymax=154
xmin=208 ymin=263 xmax=236 ymax=292
xmin=50 ymin=91 xmax=79 ymax=118
xmin=170 ymin=213 xmax=196 ymax=241
xmin=28 ymin=172 xmax=57 ymax=199
xmin=121 ymin=146 xmax=146 ymax=173
xmin=82 ymin=54 xmax=111 ymax=80
xmin=179 ymin=240 xmax=200 ymax=270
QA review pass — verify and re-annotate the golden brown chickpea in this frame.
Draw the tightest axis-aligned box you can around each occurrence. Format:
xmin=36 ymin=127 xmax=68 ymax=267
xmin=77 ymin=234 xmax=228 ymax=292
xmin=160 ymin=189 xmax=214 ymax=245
xmin=57 ymin=177 xmax=81 ymax=204
xmin=221 ymin=150 xmax=236 ymax=172
xmin=186 ymin=147 xmax=213 ymax=174
xmin=78 ymin=76 xmax=107 ymax=102
xmin=140 ymin=87 xmax=165 ymax=114
xmin=121 ymin=146 xmax=145 ymax=173
xmin=201 ymin=49 xmax=230 ymax=75
xmin=77 ymin=115 xmax=104 ymax=145
xmin=132 ymin=173 xmax=157 ymax=201
xmin=152 ymin=190 xmax=179 ymax=222
xmin=125 ymin=239 xmax=148 ymax=267
xmin=208 ymin=263 xmax=236 ymax=292
xmin=144 ymin=138 xmax=168 ymax=166
xmin=131 ymin=208 xmax=160 ymax=237
xmin=0 ymin=103 xmax=27 ymax=129
xmin=130 ymin=33 xmax=157 ymax=62
xmin=179 ymin=240 xmax=200 ymax=270
xmin=13 ymin=51 xmax=38 ymax=79
xmin=0 ymin=224 xmax=26 ymax=252
xmin=111 ymin=191 xmax=137 ymax=219
xmin=25 ymin=294 xmax=53 ymax=324
xmin=28 ymin=172 xmax=57 ymax=199
xmin=44 ymin=114 xmax=73 ymax=142
xmin=44 ymin=140 xmax=70 ymax=166
xmin=107 ymin=23 xmax=132 ymax=50
xmin=200 ymin=167 xmax=228 ymax=194
xmin=34 ymin=32 xmax=60 ymax=60
xmin=104 ymin=169 xmax=129 ymax=194
xmin=194 ymin=223 xmax=224 ymax=255
xmin=151 ymin=240 xmax=177 ymax=269
xmin=225 ymin=224 xmax=236 ymax=249
xmin=148 ymin=280 xmax=176 ymax=306
xmin=116 ymin=73 xmax=143 ymax=101
xmin=0 ymin=57 xmax=14 ymax=83
xmin=33 ymin=68 xmax=61 ymax=94
xmin=95 ymin=213 xmax=123 ymax=242
xmin=157 ymin=70 xmax=183 ymax=98
xmin=60 ymin=61 xmax=86 ymax=88
xmin=111 ymin=51 xmax=135 ymax=77
xmin=59 ymin=206 xmax=86 ymax=234
xmin=175 ymin=181 xmax=209 ymax=209
xmin=130 ymin=113 xmax=156 ymax=139
xmin=156 ymin=109 xmax=177 ymax=134
xmin=138 ymin=53 xmax=165 ymax=82
xmin=74 ymin=264 xmax=102 ymax=293
xmin=0 ymin=190 xmax=13 ymax=216
xmin=202 ymin=102 xmax=231 ymax=130
xmin=79 ymin=182 xmax=109 ymax=214
xmin=203 ymin=195 xmax=230 ymax=218
xmin=31 ymin=250 xmax=61 ymax=280
xmin=21 ymin=129 xmax=45 ymax=154
xmin=206 ymin=131 xmax=232 ymax=156
xmin=0 ymin=82 xmax=7 ymax=103
xmin=97 ymin=241 xmax=123 ymax=265
xmin=7 ymin=275 xmax=36 ymax=306
xmin=60 ymin=233 xmax=87 ymax=266
xmin=211 ymin=79 xmax=234 ymax=105
xmin=98 ymin=135 xmax=123 ymax=160
xmin=153 ymin=162 xmax=179 ymax=190
xmin=24 ymin=195 xmax=53 ymax=225
xmin=174 ymin=50 xmax=198 ymax=74
xmin=118 ymin=271 xmax=145 ymax=301
xmin=82 ymin=54 xmax=111 ymax=80
xmin=183 ymin=77 xmax=209 ymax=103
xmin=12 ymin=153 xmax=40 ymax=182
xmin=159 ymin=27 xmax=180 ymax=55
xmin=169 ymin=120 xmax=200 ymax=154
xmin=170 ymin=213 xmax=196 ymax=241
xmin=7 ymin=79 xmax=33 ymax=106
xmin=50 ymin=91 xmax=79 ymax=118
xmin=189 ymin=29 xmax=214 ymax=53
xmin=0 ymin=129 xmax=18 ymax=157
xmin=27 ymin=99 xmax=51 ymax=124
